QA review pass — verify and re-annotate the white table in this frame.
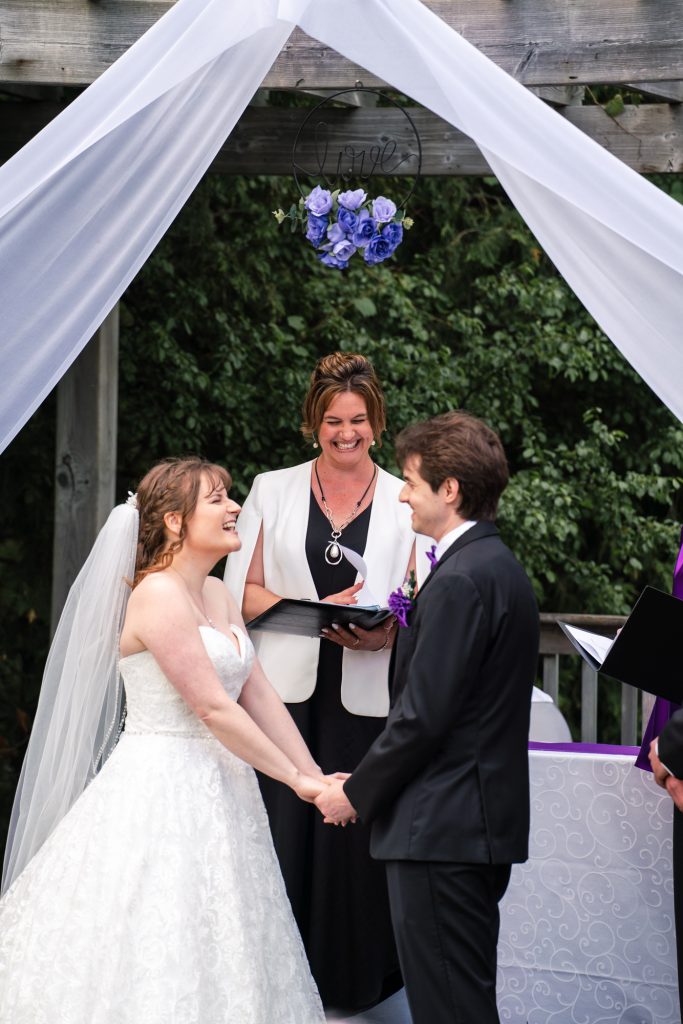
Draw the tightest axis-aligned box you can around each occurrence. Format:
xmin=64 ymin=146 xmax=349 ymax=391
xmin=498 ymin=747 xmax=678 ymax=1023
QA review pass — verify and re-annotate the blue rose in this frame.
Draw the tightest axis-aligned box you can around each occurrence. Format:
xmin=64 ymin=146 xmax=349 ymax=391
xmin=381 ymin=221 xmax=403 ymax=253
xmin=372 ymin=196 xmax=397 ymax=223
xmin=363 ymin=233 xmax=394 ymax=266
xmin=338 ymin=188 xmax=367 ymax=211
xmin=351 ymin=209 xmax=377 ymax=248
xmin=306 ymin=213 xmax=328 ymax=246
xmin=304 ymin=185 xmax=333 ymax=216
xmin=337 ymin=207 xmax=358 ymax=234
xmin=318 ymin=251 xmax=350 ymax=270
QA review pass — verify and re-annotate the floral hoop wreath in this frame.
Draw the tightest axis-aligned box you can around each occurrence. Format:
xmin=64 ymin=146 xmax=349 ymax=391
xmin=274 ymin=89 xmax=421 ymax=270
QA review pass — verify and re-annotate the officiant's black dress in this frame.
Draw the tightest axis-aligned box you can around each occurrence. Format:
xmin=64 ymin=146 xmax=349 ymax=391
xmin=258 ymin=493 xmax=402 ymax=1013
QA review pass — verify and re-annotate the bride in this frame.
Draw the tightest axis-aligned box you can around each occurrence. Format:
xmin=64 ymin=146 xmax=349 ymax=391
xmin=0 ymin=457 xmax=327 ymax=1024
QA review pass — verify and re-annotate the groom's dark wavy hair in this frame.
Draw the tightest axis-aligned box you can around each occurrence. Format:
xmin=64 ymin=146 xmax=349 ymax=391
xmin=395 ymin=411 xmax=509 ymax=521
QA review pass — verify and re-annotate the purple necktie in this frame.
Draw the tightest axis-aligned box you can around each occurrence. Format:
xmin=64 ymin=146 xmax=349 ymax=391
xmin=635 ymin=526 xmax=683 ymax=771
xmin=426 ymin=544 xmax=438 ymax=570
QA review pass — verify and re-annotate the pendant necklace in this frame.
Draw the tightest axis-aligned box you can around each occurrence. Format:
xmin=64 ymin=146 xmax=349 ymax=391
xmin=314 ymin=458 xmax=377 ymax=566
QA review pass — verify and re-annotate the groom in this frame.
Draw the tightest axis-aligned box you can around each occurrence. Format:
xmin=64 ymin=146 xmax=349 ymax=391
xmin=316 ymin=411 xmax=539 ymax=1024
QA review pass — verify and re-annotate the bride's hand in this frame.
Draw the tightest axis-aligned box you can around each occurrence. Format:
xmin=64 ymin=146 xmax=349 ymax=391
xmin=321 ymin=582 xmax=363 ymax=605
xmin=293 ymin=773 xmax=331 ymax=803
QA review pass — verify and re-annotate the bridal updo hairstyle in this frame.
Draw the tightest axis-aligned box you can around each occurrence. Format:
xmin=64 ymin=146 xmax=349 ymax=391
xmin=301 ymin=352 xmax=386 ymax=447
xmin=395 ymin=411 xmax=509 ymax=521
xmin=133 ymin=456 xmax=231 ymax=587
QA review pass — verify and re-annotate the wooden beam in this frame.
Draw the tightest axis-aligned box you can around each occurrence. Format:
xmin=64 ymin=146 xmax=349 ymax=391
xmin=628 ymin=81 xmax=683 ymax=103
xmin=4 ymin=100 xmax=682 ymax=176
xmin=51 ymin=306 xmax=119 ymax=631
xmin=1 ymin=1 xmax=683 ymax=88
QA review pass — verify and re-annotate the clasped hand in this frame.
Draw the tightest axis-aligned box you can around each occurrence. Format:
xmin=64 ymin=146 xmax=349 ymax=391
xmin=649 ymin=738 xmax=683 ymax=812
xmin=293 ymin=771 xmax=358 ymax=825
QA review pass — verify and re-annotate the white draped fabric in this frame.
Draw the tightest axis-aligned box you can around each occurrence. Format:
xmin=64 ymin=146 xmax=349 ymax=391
xmin=2 ymin=0 xmax=683 ymax=453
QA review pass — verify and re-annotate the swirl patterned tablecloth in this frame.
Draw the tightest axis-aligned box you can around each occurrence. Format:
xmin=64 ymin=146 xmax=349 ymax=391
xmin=497 ymin=747 xmax=678 ymax=1024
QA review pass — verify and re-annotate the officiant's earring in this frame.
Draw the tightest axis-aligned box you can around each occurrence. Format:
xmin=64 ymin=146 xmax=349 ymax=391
xmin=312 ymin=434 xmax=319 ymax=449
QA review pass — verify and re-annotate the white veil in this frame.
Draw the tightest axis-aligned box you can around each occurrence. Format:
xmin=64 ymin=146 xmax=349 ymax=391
xmin=1 ymin=498 xmax=139 ymax=893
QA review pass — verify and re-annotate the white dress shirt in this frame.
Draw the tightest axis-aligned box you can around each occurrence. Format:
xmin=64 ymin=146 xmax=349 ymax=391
xmin=432 ymin=520 xmax=477 ymax=563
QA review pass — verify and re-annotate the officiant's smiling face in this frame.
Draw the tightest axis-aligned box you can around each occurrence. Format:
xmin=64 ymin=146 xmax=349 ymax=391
xmin=400 ymin=456 xmax=461 ymax=542
xmin=318 ymin=392 xmax=375 ymax=470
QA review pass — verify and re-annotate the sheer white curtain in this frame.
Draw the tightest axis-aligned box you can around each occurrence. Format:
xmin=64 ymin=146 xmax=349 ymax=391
xmin=2 ymin=0 xmax=683 ymax=455
xmin=0 ymin=0 xmax=302 ymax=453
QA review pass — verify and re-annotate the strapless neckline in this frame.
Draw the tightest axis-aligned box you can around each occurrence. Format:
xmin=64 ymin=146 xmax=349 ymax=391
xmin=120 ymin=624 xmax=247 ymax=665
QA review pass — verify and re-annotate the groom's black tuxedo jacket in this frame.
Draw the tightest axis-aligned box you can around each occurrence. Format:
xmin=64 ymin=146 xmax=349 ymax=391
xmin=344 ymin=521 xmax=539 ymax=864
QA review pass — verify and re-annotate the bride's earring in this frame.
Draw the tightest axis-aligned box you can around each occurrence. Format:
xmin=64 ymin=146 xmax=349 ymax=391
xmin=371 ymin=439 xmax=376 ymax=447
xmin=312 ymin=434 xmax=319 ymax=449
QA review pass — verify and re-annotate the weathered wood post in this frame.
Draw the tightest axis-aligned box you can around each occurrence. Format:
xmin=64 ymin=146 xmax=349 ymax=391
xmin=50 ymin=305 xmax=119 ymax=632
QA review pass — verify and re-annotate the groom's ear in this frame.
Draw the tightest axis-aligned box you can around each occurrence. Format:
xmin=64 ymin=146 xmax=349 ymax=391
xmin=442 ymin=477 xmax=460 ymax=507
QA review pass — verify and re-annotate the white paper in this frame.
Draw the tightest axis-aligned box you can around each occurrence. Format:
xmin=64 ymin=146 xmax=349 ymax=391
xmin=340 ymin=545 xmax=379 ymax=607
xmin=563 ymin=623 xmax=615 ymax=665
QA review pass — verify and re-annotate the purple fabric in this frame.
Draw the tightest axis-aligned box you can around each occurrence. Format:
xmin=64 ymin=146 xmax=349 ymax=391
xmin=426 ymin=544 xmax=438 ymax=570
xmin=635 ymin=525 xmax=683 ymax=771
xmin=529 ymin=741 xmax=640 ymax=756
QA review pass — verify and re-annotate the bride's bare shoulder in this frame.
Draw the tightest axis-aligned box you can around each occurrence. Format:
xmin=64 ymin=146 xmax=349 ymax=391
xmin=128 ymin=571 xmax=184 ymax=610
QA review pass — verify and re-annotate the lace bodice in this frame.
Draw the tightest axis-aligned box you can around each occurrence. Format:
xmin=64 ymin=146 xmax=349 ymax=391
xmin=120 ymin=625 xmax=254 ymax=737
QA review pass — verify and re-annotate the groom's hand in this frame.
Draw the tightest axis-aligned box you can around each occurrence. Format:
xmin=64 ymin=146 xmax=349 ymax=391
xmin=667 ymin=775 xmax=683 ymax=813
xmin=315 ymin=778 xmax=357 ymax=825
xmin=649 ymin=738 xmax=671 ymax=787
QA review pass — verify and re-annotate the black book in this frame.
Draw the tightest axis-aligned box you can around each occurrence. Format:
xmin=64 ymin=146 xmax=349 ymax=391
xmin=246 ymin=598 xmax=393 ymax=638
xmin=558 ymin=586 xmax=683 ymax=702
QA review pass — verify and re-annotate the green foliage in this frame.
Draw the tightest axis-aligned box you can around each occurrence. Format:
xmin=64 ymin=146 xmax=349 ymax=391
xmin=2 ymin=167 xmax=683 ymax=854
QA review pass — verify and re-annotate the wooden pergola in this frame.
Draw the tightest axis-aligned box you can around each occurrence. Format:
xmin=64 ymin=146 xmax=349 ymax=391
xmin=1 ymin=0 xmax=681 ymax=668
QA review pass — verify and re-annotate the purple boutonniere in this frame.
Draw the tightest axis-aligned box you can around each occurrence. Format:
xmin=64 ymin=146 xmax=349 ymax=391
xmin=388 ymin=570 xmax=418 ymax=628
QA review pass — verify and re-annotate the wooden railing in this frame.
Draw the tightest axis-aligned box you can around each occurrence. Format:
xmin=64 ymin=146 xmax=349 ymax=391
xmin=539 ymin=613 xmax=653 ymax=745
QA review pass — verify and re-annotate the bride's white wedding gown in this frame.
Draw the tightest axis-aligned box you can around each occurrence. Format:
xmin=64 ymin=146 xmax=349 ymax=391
xmin=0 ymin=625 xmax=325 ymax=1024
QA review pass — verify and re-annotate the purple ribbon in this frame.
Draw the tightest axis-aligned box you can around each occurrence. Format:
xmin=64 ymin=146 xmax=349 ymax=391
xmin=530 ymin=741 xmax=640 ymax=756
xmin=635 ymin=525 xmax=683 ymax=771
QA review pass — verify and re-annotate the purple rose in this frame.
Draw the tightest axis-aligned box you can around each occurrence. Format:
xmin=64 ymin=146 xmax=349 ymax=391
xmin=337 ymin=207 xmax=358 ymax=234
xmin=352 ymin=209 xmax=377 ymax=248
xmin=388 ymin=588 xmax=412 ymax=628
xmin=318 ymin=251 xmax=350 ymax=270
xmin=381 ymin=221 xmax=403 ymax=253
xmin=304 ymin=185 xmax=333 ymax=217
xmin=364 ymin=233 xmax=394 ymax=266
xmin=326 ymin=221 xmax=347 ymax=246
xmin=306 ymin=213 xmax=328 ymax=246
xmin=338 ymin=188 xmax=367 ymax=211
xmin=372 ymin=196 xmax=397 ymax=223
xmin=332 ymin=239 xmax=357 ymax=262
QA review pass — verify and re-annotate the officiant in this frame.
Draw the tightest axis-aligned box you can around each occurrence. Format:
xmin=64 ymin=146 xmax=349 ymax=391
xmin=224 ymin=351 xmax=425 ymax=1015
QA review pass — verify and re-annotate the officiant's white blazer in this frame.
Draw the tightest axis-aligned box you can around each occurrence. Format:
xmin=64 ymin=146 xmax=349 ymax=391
xmin=225 ymin=460 xmax=426 ymax=716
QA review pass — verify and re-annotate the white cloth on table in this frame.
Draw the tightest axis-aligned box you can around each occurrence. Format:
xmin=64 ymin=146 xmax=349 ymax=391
xmin=498 ymin=749 xmax=677 ymax=1023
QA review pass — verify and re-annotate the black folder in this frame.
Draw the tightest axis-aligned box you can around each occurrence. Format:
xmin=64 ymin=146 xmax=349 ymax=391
xmin=246 ymin=598 xmax=393 ymax=638
xmin=558 ymin=586 xmax=683 ymax=701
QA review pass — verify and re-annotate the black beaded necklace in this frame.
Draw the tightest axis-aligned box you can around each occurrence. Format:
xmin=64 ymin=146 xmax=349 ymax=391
xmin=314 ymin=458 xmax=377 ymax=565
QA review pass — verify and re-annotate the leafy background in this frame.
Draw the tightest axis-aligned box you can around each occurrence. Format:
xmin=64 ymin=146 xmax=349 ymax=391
xmin=1 ymin=162 xmax=682 ymax=855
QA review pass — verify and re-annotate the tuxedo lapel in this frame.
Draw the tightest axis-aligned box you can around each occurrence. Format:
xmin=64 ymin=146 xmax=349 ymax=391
xmin=415 ymin=521 xmax=499 ymax=602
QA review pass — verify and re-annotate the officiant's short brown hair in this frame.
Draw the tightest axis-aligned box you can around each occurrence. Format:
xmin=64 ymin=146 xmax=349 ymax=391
xmin=301 ymin=351 xmax=386 ymax=445
xmin=395 ymin=411 xmax=508 ymax=521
